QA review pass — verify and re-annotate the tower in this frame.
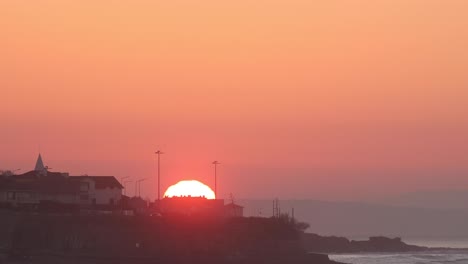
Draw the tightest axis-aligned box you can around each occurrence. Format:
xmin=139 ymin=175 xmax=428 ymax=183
xmin=35 ymin=153 xmax=45 ymax=171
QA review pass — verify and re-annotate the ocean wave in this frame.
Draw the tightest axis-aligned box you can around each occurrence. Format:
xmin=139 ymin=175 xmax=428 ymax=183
xmin=330 ymin=252 xmax=468 ymax=264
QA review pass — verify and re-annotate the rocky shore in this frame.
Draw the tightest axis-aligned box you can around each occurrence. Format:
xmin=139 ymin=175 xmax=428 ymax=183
xmin=301 ymin=233 xmax=459 ymax=253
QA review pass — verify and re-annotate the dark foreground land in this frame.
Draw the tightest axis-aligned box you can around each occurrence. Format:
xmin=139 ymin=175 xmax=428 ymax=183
xmin=0 ymin=210 xmax=343 ymax=264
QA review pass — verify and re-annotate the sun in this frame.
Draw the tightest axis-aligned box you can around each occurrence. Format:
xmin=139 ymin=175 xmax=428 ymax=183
xmin=164 ymin=180 xmax=216 ymax=199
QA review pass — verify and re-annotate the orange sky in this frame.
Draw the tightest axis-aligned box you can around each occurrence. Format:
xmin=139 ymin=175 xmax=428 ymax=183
xmin=1 ymin=0 xmax=468 ymax=201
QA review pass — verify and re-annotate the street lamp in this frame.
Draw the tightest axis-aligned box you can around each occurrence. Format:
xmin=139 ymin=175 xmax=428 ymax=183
xmin=120 ymin=176 xmax=130 ymax=185
xmin=155 ymin=151 xmax=164 ymax=201
xmin=124 ymin=180 xmax=133 ymax=196
xmin=135 ymin=178 xmax=147 ymax=198
xmin=138 ymin=178 xmax=147 ymax=198
xmin=135 ymin=179 xmax=142 ymax=197
xmin=212 ymin=161 xmax=220 ymax=199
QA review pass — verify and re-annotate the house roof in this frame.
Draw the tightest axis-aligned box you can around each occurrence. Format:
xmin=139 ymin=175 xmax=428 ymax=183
xmin=1 ymin=174 xmax=123 ymax=192
xmin=15 ymin=170 xmax=67 ymax=179
xmin=71 ymin=176 xmax=123 ymax=189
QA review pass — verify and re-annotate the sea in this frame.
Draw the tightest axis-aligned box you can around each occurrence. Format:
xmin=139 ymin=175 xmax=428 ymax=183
xmin=329 ymin=237 xmax=468 ymax=264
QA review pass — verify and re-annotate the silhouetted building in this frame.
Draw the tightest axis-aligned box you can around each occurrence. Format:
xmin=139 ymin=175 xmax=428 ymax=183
xmin=159 ymin=196 xmax=225 ymax=216
xmin=157 ymin=196 xmax=245 ymax=218
xmin=0 ymin=154 xmax=123 ymax=208
xmin=70 ymin=176 xmax=123 ymax=205
xmin=224 ymin=202 xmax=244 ymax=217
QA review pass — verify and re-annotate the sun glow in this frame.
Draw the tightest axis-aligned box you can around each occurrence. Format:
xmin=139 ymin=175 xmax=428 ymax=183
xmin=164 ymin=180 xmax=216 ymax=199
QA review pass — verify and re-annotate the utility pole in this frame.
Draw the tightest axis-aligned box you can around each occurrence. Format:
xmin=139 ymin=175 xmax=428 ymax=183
xmin=273 ymin=199 xmax=276 ymax=218
xmin=155 ymin=151 xmax=164 ymax=201
xmin=273 ymin=198 xmax=280 ymax=218
xmin=212 ymin=161 xmax=220 ymax=199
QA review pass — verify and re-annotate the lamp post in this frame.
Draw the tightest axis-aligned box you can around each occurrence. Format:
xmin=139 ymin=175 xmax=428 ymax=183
xmin=120 ymin=176 xmax=130 ymax=185
xmin=135 ymin=181 xmax=139 ymax=197
xmin=135 ymin=178 xmax=147 ymax=198
xmin=138 ymin=178 xmax=147 ymax=198
xmin=124 ymin=180 xmax=133 ymax=196
xmin=212 ymin=161 xmax=220 ymax=199
xmin=155 ymin=151 xmax=164 ymax=201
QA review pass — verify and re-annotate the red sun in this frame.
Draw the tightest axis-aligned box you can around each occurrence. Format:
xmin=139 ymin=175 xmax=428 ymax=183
xmin=164 ymin=180 xmax=216 ymax=199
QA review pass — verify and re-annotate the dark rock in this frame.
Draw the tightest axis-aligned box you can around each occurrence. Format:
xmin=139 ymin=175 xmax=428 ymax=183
xmin=302 ymin=233 xmax=428 ymax=253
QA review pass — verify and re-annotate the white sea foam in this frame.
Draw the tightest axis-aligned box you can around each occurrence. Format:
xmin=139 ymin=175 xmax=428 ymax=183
xmin=330 ymin=251 xmax=468 ymax=264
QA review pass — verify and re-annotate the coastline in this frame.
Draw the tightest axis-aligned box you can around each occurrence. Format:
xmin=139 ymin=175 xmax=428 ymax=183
xmin=329 ymin=250 xmax=468 ymax=264
xmin=302 ymin=233 xmax=468 ymax=254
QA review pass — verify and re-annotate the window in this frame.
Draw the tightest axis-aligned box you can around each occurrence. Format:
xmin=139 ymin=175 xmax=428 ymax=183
xmin=7 ymin=192 xmax=15 ymax=200
xmin=17 ymin=192 xmax=31 ymax=200
xmin=80 ymin=182 xmax=90 ymax=192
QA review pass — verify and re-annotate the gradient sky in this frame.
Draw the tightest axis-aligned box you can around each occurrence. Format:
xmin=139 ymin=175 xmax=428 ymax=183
xmin=1 ymin=0 xmax=468 ymax=201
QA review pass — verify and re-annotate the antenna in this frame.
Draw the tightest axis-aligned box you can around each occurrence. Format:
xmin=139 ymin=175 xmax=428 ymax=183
xmin=273 ymin=198 xmax=280 ymax=218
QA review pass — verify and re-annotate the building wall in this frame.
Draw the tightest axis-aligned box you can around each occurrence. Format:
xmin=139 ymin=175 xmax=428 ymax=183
xmin=161 ymin=198 xmax=225 ymax=215
xmin=77 ymin=178 xmax=94 ymax=205
xmin=0 ymin=190 xmax=80 ymax=205
xmin=0 ymin=177 xmax=122 ymax=207
xmin=1 ymin=190 xmax=40 ymax=205
xmin=76 ymin=178 xmax=122 ymax=205
xmin=0 ymin=191 xmax=6 ymax=202
xmin=40 ymin=193 xmax=79 ymax=204
xmin=14 ymin=191 xmax=38 ymax=204
xmin=0 ymin=187 xmax=120 ymax=206
xmin=225 ymin=206 xmax=244 ymax=218
xmin=235 ymin=207 xmax=243 ymax=217
xmin=94 ymin=187 xmax=122 ymax=205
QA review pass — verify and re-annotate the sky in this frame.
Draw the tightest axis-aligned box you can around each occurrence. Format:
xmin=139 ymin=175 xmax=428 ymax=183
xmin=1 ymin=0 xmax=468 ymax=201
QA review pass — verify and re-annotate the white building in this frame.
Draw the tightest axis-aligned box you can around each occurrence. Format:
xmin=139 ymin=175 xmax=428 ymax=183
xmin=71 ymin=176 xmax=123 ymax=205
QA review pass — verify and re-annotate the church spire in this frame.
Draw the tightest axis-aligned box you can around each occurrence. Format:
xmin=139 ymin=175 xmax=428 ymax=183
xmin=35 ymin=153 xmax=45 ymax=172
